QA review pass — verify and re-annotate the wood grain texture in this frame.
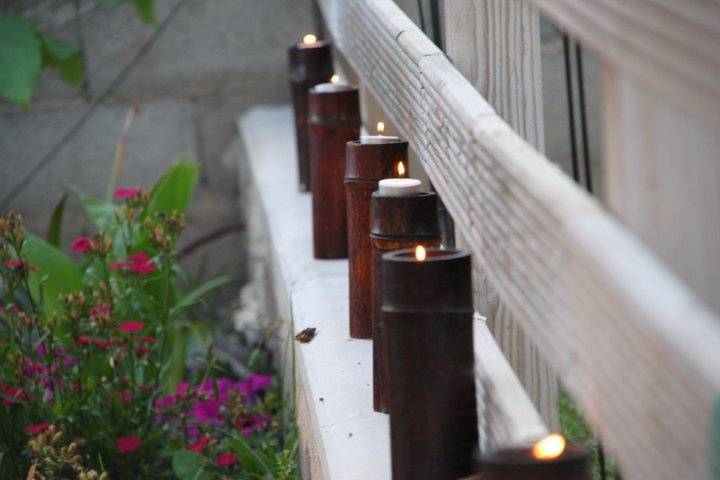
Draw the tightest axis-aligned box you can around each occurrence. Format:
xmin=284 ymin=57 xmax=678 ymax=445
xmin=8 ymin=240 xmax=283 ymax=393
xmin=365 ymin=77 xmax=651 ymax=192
xmin=316 ymin=0 xmax=720 ymax=477
xmin=345 ymin=140 xmax=408 ymax=338
xmin=603 ymin=65 xmax=720 ymax=316
xmin=528 ymin=0 xmax=720 ymax=123
xmin=444 ymin=0 xmax=558 ymax=430
xmin=308 ymin=86 xmax=361 ymax=259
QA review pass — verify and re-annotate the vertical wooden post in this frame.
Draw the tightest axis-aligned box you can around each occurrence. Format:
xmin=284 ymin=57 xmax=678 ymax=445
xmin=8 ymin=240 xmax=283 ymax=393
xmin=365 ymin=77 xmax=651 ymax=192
xmin=603 ymin=66 xmax=720 ymax=313
xmin=443 ymin=0 xmax=558 ymax=430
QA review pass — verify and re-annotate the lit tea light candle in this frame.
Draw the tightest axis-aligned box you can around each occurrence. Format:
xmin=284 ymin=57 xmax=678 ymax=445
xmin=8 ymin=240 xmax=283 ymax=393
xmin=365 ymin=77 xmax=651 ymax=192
xmin=369 ymin=190 xmax=440 ymax=413
xmin=480 ymin=434 xmax=590 ymax=479
xmin=378 ymin=178 xmax=421 ymax=196
xmin=381 ymin=247 xmax=478 ymax=478
xmin=288 ymin=33 xmax=333 ymax=191
xmin=397 ymin=161 xmax=406 ymax=177
xmin=313 ymin=73 xmax=350 ymax=93
xmin=362 ymin=121 xmax=401 ymax=144
xmin=302 ymin=33 xmax=318 ymax=45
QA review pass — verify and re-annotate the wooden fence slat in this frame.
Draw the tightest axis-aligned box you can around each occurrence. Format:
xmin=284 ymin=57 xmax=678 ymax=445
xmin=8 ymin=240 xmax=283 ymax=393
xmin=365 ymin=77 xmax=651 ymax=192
xmin=444 ymin=0 xmax=558 ymax=430
xmin=316 ymin=0 xmax=720 ymax=477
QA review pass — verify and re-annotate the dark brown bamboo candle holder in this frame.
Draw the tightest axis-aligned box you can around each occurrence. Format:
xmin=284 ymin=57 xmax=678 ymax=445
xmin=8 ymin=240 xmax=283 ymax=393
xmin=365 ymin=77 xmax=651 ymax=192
xmin=287 ymin=39 xmax=333 ymax=191
xmin=479 ymin=443 xmax=590 ymax=479
xmin=382 ymin=247 xmax=478 ymax=480
xmin=308 ymin=84 xmax=360 ymax=259
xmin=370 ymin=190 xmax=440 ymax=413
xmin=345 ymin=140 xmax=408 ymax=339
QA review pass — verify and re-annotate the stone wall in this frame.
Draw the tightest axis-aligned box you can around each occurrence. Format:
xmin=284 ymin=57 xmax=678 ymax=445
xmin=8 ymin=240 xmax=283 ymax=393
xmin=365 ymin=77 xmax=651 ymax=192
xmin=0 ymin=0 xmax=315 ymax=299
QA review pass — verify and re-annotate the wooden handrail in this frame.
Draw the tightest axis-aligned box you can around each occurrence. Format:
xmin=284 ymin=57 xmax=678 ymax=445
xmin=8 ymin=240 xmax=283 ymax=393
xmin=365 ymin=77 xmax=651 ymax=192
xmin=316 ymin=0 xmax=720 ymax=478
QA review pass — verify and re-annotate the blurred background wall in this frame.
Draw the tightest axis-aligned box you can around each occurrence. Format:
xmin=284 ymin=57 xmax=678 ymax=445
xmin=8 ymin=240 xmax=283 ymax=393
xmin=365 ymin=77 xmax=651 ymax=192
xmin=0 ymin=0 xmax=315 ymax=302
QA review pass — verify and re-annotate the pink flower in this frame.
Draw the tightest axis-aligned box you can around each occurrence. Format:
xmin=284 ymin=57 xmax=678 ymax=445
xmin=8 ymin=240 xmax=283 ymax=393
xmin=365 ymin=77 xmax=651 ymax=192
xmin=1 ymin=385 xmax=30 ymax=406
xmin=119 ymin=321 xmax=144 ymax=334
xmin=116 ymin=435 xmax=141 ymax=453
xmin=89 ymin=304 xmax=111 ymax=317
xmin=71 ymin=236 xmax=92 ymax=253
xmin=136 ymin=346 xmax=151 ymax=357
xmin=127 ymin=252 xmax=157 ymax=275
xmin=24 ymin=422 xmax=50 ymax=435
xmin=154 ymin=394 xmax=175 ymax=410
xmin=114 ymin=187 xmax=142 ymax=200
xmin=216 ymin=452 xmax=237 ymax=467
xmin=110 ymin=261 xmax=125 ymax=271
xmin=3 ymin=260 xmax=28 ymax=272
xmin=139 ymin=336 xmax=157 ymax=344
xmin=237 ymin=373 xmax=272 ymax=398
xmin=118 ymin=390 xmax=132 ymax=403
xmin=188 ymin=435 xmax=210 ymax=453
xmin=235 ymin=413 xmax=272 ymax=437
xmin=192 ymin=398 xmax=221 ymax=425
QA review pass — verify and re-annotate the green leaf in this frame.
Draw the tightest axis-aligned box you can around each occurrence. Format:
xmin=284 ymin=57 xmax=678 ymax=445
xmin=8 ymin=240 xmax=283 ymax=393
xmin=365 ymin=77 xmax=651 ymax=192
xmin=162 ymin=323 xmax=188 ymax=394
xmin=0 ymin=16 xmax=42 ymax=105
xmin=39 ymin=31 xmax=85 ymax=88
xmin=172 ymin=450 xmax=208 ymax=480
xmin=171 ymin=274 xmax=233 ymax=316
xmin=711 ymin=397 xmax=720 ymax=479
xmin=23 ymin=234 xmax=81 ymax=314
xmin=82 ymin=198 xmax=119 ymax=232
xmin=145 ymin=155 xmax=200 ymax=217
xmin=132 ymin=0 xmax=157 ymax=25
xmin=46 ymin=193 xmax=68 ymax=248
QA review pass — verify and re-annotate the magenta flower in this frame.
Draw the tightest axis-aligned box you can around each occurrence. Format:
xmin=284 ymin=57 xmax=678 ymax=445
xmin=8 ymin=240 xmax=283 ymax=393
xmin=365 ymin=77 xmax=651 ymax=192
xmin=127 ymin=252 xmax=157 ymax=275
xmin=116 ymin=435 xmax=141 ymax=453
xmin=237 ymin=373 xmax=272 ymax=398
xmin=188 ymin=435 xmax=210 ymax=453
xmin=114 ymin=187 xmax=142 ymax=200
xmin=192 ymin=398 xmax=221 ymax=426
xmin=71 ymin=236 xmax=92 ymax=253
xmin=216 ymin=452 xmax=237 ymax=467
xmin=24 ymin=422 xmax=50 ymax=435
xmin=119 ymin=321 xmax=144 ymax=334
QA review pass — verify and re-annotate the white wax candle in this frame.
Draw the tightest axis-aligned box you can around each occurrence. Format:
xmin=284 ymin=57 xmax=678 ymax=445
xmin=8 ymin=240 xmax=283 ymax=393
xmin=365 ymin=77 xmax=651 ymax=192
xmin=378 ymin=178 xmax=422 ymax=196
xmin=312 ymin=82 xmax=348 ymax=93
xmin=360 ymin=135 xmax=401 ymax=144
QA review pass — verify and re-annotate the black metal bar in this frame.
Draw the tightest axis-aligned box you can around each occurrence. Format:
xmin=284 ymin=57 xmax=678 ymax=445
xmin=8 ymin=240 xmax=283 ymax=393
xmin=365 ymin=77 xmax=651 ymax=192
xmin=575 ymin=43 xmax=594 ymax=193
xmin=562 ymin=33 xmax=580 ymax=183
xmin=597 ymin=442 xmax=608 ymax=479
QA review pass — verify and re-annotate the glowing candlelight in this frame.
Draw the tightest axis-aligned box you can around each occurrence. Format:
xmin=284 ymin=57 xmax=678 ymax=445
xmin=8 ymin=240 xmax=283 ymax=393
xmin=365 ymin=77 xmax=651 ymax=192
xmin=415 ymin=245 xmax=427 ymax=261
xmin=312 ymin=74 xmax=347 ymax=93
xmin=361 ymin=120 xmax=400 ymax=144
xmin=397 ymin=161 xmax=406 ymax=177
xmin=532 ymin=434 xmax=567 ymax=461
xmin=303 ymin=33 xmax=318 ymax=44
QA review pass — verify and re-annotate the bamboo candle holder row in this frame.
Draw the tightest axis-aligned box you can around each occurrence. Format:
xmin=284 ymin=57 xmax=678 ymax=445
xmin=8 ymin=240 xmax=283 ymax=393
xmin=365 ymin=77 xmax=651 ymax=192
xmin=288 ymin=35 xmax=590 ymax=480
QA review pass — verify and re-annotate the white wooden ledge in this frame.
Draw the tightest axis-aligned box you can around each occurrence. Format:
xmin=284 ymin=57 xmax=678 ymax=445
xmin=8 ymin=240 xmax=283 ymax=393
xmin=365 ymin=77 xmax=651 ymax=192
xmin=237 ymin=106 xmax=544 ymax=479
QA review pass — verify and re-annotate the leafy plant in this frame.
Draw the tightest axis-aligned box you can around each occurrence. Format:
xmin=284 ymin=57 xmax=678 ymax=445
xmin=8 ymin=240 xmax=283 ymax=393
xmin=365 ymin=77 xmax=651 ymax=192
xmin=0 ymin=160 xmax=298 ymax=479
xmin=0 ymin=0 xmax=157 ymax=105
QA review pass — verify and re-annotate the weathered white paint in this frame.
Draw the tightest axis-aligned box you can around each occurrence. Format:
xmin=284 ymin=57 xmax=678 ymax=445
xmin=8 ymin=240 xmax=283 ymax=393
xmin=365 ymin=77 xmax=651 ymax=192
xmin=444 ymin=0 xmax=558 ymax=430
xmin=238 ymin=106 xmax=547 ymax=478
xmin=315 ymin=0 xmax=720 ymax=477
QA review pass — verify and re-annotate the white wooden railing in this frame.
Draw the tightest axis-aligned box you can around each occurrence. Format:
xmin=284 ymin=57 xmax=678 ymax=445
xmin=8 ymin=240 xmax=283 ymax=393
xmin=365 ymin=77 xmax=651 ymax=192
xmin=312 ymin=0 xmax=720 ymax=479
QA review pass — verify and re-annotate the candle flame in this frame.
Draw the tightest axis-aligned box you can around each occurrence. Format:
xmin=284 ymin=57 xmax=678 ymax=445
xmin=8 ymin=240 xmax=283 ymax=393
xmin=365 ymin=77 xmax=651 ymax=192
xmin=397 ymin=161 xmax=406 ymax=177
xmin=415 ymin=245 xmax=426 ymax=261
xmin=330 ymin=74 xmax=340 ymax=84
xmin=376 ymin=121 xmax=385 ymax=134
xmin=303 ymin=34 xmax=317 ymax=44
xmin=532 ymin=434 xmax=566 ymax=461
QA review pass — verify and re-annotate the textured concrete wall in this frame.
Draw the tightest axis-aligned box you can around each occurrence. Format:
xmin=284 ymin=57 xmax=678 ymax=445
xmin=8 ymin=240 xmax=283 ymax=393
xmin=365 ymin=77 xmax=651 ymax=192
xmin=0 ymin=0 xmax=315 ymax=294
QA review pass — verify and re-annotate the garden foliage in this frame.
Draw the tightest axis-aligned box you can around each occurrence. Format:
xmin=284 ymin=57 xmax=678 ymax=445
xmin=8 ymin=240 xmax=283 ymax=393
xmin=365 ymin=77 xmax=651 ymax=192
xmin=0 ymin=160 xmax=298 ymax=479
